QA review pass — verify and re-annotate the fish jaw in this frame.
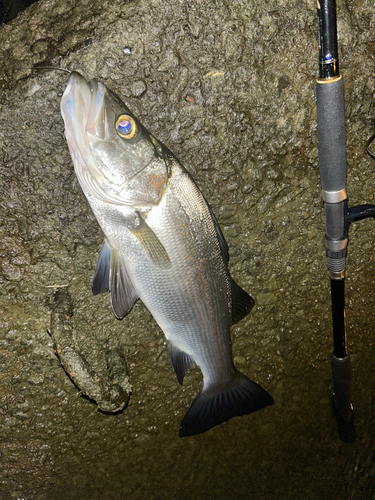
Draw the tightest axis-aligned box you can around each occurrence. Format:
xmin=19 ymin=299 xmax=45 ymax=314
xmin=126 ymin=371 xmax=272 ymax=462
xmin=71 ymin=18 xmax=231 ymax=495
xmin=85 ymin=79 xmax=108 ymax=141
xmin=61 ymin=72 xmax=109 ymax=143
xmin=60 ymin=72 xmax=116 ymax=203
xmin=61 ymin=72 xmax=169 ymax=207
xmin=61 ymin=72 xmax=92 ymax=131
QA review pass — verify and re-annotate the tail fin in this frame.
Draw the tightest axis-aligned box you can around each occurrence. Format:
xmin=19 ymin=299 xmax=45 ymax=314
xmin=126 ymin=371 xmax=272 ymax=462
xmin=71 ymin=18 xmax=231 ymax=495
xmin=179 ymin=372 xmax=274 ymax=437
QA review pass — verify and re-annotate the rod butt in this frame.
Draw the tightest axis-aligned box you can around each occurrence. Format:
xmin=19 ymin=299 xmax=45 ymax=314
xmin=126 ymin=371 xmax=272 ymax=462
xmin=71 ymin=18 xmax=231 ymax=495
xmin=331 ymin=354 xmax=356 ymax=443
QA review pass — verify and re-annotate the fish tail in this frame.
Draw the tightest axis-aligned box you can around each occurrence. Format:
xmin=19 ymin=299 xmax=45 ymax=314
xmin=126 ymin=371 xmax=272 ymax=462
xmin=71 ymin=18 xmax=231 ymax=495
xmin=179 ymin=372 xmax=274 ymax=437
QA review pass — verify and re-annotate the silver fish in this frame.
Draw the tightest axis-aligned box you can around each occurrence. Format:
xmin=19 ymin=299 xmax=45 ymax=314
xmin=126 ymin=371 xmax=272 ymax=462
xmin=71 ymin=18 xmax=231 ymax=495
xmin=60 ymin=72 xmax=273 ymax=437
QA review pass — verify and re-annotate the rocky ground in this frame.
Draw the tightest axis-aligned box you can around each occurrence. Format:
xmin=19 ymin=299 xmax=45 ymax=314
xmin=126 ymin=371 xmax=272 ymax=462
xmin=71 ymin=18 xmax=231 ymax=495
xmin=0 ymin=0 xmax=374 ymax=498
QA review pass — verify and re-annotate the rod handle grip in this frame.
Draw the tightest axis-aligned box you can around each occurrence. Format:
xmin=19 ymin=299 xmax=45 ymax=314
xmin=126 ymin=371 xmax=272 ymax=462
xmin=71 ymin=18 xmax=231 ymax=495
xmin=316 ymin=76 xmax=347 ymax=194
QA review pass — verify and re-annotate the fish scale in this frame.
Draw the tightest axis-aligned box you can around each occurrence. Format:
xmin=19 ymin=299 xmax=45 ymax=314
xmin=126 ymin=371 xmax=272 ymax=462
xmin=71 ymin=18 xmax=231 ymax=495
xmin=60 ymin=71 xmax=274 ymax=436
xmin=144 ymin=171 xmax=231 ymax=383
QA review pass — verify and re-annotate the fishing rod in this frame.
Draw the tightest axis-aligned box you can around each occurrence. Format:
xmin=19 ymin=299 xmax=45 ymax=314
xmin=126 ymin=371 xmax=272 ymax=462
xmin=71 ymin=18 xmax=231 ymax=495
xmin=316 ymin=0 xmax=375 ymax=443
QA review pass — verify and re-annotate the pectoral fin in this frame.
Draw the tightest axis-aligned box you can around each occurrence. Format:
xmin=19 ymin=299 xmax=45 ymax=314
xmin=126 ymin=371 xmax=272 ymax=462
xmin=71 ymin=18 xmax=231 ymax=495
xmin=109 ymin=247 xmax=138 ymax=319
xmin=129 ymin=215 xmax=171 ymax=268
xmin=92 ymin=239 xmax=111 ymax=295
xmin=167 ymin=341 xmax=196 ymax=385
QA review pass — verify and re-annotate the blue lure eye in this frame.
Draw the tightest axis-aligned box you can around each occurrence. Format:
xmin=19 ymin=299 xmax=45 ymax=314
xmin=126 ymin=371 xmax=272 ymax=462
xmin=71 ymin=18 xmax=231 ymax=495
xmin=116 ymin=114 xmax=137 ymax=139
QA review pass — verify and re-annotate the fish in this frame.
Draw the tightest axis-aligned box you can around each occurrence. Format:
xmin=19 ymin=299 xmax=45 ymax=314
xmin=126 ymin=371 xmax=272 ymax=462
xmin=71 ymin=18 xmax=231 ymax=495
xmin=60 ymin=71 xmax=274 ymax=437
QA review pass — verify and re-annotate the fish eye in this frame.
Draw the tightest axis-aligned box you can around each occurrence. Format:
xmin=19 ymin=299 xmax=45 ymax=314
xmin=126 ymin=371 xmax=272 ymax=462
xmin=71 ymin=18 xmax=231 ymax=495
xmin=115 ymin=115 xmax=137 ymax=139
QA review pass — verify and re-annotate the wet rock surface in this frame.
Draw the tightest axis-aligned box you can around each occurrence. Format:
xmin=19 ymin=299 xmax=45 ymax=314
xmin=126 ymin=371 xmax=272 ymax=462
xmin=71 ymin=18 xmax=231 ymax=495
xmin=0 ymin=0 xmax=374 ymax=498
xmin=49 ymin=287 xmax=131 ymax=412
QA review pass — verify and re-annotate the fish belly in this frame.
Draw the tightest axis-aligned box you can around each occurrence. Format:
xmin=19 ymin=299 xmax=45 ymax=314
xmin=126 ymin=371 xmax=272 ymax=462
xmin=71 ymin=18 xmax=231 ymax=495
xmin=127 ymin=168 xmax=235 ymax=386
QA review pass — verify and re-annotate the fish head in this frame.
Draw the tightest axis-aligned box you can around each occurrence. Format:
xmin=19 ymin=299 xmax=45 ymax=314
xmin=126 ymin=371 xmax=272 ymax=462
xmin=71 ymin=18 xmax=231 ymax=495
xmin=61 ymin=71 xmax=168 ymax=206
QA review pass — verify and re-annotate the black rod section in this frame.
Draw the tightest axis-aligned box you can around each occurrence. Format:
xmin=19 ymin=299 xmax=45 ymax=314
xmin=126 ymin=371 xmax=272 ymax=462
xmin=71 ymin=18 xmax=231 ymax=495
xmin=316 ymin=0 xmax=355 ymax=442
xmin=330 ymin=278 xmax=347 ymax=359
xmin=317 ymin=0 xmax=339 ymax=78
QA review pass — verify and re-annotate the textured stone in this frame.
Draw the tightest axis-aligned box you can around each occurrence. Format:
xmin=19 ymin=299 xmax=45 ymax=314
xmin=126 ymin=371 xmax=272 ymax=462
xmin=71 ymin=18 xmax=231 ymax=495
xmin=0 ymin=0 xmax=374 ymax=498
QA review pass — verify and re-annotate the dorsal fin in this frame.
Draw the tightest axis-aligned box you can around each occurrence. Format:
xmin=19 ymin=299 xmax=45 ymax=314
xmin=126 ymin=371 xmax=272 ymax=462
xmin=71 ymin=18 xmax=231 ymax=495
xmin=231 ymin=278 xmax=255 ymax=324
xmin=207 ymin=204 xmax=229 ymax=264
xmin=206 ymin=201 xmax=254 ymax=323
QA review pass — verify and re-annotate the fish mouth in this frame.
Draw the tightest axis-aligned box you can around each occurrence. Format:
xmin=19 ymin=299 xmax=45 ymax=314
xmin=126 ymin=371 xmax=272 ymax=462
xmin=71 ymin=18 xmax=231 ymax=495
xmin=86 ymin=78 xmax=108 ymax=141
xmin=61 ymin=71 xmax=118 ymax=204
xmin=61 ymin=72 xmax=145 ymax=206
xmin=61 ymin=71 xmax=108 ymax=141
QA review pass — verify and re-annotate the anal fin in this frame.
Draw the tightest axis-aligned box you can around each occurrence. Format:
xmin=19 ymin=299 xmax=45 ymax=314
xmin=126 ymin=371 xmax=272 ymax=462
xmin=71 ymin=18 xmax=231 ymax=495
xmin=167 ymin=341 xmax=197 ymax=385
